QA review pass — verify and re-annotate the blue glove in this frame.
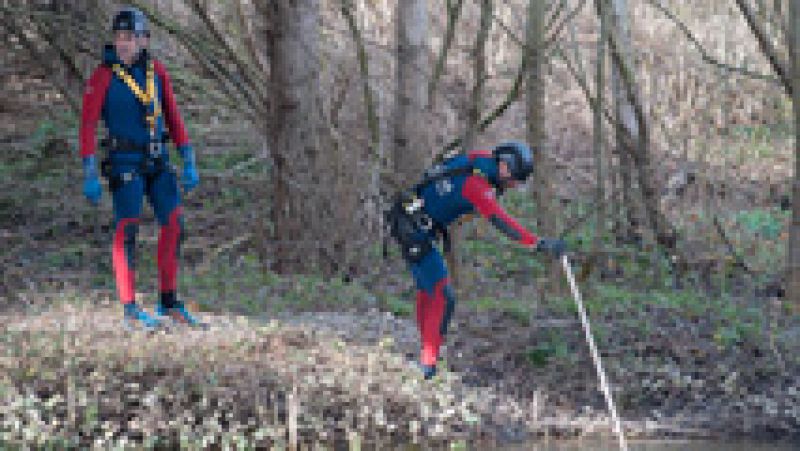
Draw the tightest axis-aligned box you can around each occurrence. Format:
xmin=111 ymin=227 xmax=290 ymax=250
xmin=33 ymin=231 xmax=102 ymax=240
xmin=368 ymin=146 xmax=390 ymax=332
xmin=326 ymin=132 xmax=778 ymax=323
xmin=82 ymin=155 xmax=102 ymax=205
xmin=536 ymin=237 xmax=566 ymax=259
xmin=179 ymin=145 xmax=199 ymax=192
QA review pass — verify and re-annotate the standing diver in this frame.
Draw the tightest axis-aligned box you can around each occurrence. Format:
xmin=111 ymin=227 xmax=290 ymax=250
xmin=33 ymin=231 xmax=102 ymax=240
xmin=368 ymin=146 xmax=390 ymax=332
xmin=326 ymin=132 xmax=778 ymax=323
xmin=79 ymin=7 xmax=202 ymax=330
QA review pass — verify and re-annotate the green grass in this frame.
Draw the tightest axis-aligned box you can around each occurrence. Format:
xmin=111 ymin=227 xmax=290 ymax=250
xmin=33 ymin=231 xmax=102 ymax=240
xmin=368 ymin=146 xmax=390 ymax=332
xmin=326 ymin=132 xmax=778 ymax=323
xmin=466 ymin=296 xmax=532 ymax=325
xmin=546 ymin=283 xmax=646 ymax=317
xmin=545 ymin=283 xmax=763 ymax=333
xmin=385 ymin=295 xmax=413 ymax=317
xmin=42 ymin=242 xmax=93 ymax=269
xmin=733 ymin=207 xmax=788 ymax=240
xmin=524 ymin=329 xmax=570 ymax=367
xmin=195 ymin=151 xmax=255 ymax=173
xmin=728 ymin=122 xmax=794 ymax=141
xmin=461 ymin=237 xmax=546 ymax=280
xmin=724 ymin=207 xmax=789 ymax=274
xmin=185 ymin=253 xmax=382 ymax=315
xmin=29 ymin=110 xmax=78 ymax=149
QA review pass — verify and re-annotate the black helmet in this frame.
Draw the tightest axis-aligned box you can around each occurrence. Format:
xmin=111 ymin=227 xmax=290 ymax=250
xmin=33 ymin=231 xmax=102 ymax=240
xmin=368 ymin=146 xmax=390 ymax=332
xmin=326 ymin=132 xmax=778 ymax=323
xmin=112 ymin=7 xmax=149 ymax=37
xmin=493 ymin=141 xmax=535 ymax=181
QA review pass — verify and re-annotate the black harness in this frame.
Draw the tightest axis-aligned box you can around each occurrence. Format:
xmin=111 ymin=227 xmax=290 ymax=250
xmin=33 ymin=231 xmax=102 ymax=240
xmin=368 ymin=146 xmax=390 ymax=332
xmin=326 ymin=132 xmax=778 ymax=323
xmin=99 ymin=134 xmax=172 ymax=192
xmin=384 ymin=160 xmax=488 ymax=263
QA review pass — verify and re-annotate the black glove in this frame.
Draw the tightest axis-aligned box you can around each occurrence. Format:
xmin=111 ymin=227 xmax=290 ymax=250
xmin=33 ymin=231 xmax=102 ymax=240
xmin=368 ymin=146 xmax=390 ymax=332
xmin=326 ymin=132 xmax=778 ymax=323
xmin=536 ymin=237 xmax=566 ymax=258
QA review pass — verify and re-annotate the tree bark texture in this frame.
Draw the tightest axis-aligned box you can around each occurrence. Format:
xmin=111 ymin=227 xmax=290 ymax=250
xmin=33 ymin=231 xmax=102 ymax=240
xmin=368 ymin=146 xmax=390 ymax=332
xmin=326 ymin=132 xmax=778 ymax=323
xmin=528 ymin=0 xmax=558 ymax=294
xmin=789 ymin=0 xmax=799 ymax=303
xmin=394 ymin=0 xmax=430 ymax=183
xmin=593 ymin=0 xmax=607 ymax=256
xmin=264 ymin=0 xmax=332 ymax=274
xmin=609 ymin=0 xmax=639 ymax=243
xmin=448 ymin=0 xmax=493 ymax=291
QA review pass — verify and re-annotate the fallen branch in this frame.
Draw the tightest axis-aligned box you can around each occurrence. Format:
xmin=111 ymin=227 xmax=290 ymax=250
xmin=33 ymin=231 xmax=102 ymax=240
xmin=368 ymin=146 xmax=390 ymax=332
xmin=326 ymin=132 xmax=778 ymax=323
xmin=195 ymin=233 xmax=253 ymax=276
xmin=711 ymin=215 xmax=756 ymax=275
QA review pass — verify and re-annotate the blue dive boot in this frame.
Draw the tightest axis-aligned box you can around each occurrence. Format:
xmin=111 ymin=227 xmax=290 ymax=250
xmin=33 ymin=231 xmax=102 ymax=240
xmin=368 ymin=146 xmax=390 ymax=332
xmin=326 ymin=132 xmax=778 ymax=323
xmin=123 ymin=302 xmax=162 ymax=331
xmin=421 ymin=363 xmax=437 ymax=380
xmin=406 ymin=353 xmax=439 ymax=380
xmin=156 ymin=293 xmax=208 ymax=329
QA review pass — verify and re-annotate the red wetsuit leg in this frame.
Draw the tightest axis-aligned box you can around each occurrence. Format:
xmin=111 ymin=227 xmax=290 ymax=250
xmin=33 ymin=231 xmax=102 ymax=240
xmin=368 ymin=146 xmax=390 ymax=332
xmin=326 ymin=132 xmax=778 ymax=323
xmin=157 ymin=206 xmax=183 ymax=293
xmin=112 ymin=218 xmax=140 ymax=304
xmin=420 ymin=277 xmax=450 ymax=367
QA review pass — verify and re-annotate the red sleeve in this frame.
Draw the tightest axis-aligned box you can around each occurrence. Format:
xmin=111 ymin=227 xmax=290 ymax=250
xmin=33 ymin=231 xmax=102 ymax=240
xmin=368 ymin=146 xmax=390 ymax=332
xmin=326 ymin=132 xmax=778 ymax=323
xmin=79 ymin=66 xmax=112 ymax=157
xmin=153 ymin=60 xmax=190 ymax=147
xmin=461 ymin=175 xmax=539 ymax=247
xmin=467 ymin=150 xmax=493 ymax=160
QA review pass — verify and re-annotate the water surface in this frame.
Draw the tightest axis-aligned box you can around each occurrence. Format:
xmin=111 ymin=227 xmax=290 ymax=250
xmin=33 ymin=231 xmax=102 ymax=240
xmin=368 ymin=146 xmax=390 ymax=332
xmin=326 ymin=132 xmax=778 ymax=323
xmin=498 ymin=440 xmax=797 ymax=450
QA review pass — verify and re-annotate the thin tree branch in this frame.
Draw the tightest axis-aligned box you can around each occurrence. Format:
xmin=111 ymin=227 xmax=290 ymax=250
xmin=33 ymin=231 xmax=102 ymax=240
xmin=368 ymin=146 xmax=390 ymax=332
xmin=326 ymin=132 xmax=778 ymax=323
xmin=441 ymin=51 xmax=526 ymax=156
xmin=428 ymin=0 xmax=465 ymax=108
xmin=552 ymin=44 xmax=617 ymax=134
xmin=24 ymin=10 xmax=85 ymax=86
xmin=493 ymin=0 xmax=588 ymax=51
xmin=546 ymin=0 xmax=569 ymax=35
xmin=0 ymin=10 xmax=80 ymax=113
xmin=126 ymin=0 xmax=265 ymax=123
xmin=186 ymin=0 xmax=268 ymax=101
xmin=712 ymin=215 xmax=757 ymax=275
xmin=645 ymin=0 xmax=782 ymax=86
xmin=546 ymin=0 xmax=589 ymax=49
xmin=235 ymin=0 xmax=269 ymax=76
xmin=734 ymin=0 xmax=792 ymax=95
xmin=439 ymin=0 xmax=585 ymax=157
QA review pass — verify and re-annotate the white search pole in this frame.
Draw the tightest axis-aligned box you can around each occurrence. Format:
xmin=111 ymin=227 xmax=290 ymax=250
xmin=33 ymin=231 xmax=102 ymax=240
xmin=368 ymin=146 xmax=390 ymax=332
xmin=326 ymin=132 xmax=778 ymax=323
xmin=561 ymin=254 xmax=628 ymax=451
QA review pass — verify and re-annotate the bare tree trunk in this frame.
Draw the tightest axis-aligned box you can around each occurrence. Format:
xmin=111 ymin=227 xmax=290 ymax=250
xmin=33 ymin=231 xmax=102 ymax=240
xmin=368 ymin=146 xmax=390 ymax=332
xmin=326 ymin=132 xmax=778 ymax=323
xmin=607 ymin=0 xmax=685 ymax=285
xmin=394 ymin=0 xmax=429 ymax=182
xmin=264 ymin=0 xmax=331 ymax=274
xmin=528 ymin=0 xmax=558 ymax=294
xmin=593 ymin=0 xmax=607 ymax=261
xmin=609 ymin=0 xmax=639 ymax=245
xmin=448 ymin=0 xmax=492 ymax=292
xmin=466 ymin=0 xmax=491 ymax=156
xmin=789 ymin=0 xmax=799 ymax=303
xmin=341 ymin=0 xmax=383 ymax=241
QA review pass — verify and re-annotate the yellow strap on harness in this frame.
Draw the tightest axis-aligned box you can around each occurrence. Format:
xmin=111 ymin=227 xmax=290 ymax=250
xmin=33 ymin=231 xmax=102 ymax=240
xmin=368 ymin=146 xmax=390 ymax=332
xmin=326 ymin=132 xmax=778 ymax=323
xmin=111 ymin=61 xmax=161 ymax=133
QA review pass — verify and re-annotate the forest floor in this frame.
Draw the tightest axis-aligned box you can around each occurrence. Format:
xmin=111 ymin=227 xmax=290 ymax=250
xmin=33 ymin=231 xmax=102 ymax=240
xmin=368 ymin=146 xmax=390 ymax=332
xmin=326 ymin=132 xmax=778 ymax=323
xmin=1 ymin=288 xmax=798 ymax=448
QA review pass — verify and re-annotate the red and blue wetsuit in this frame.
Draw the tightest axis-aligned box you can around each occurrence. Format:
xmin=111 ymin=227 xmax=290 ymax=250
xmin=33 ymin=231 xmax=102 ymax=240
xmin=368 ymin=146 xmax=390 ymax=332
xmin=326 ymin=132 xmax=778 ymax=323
xmin=410 ymin=150 xmax=539 ymax=368
xmin=80 ymin=45 xmax=190 ymax=306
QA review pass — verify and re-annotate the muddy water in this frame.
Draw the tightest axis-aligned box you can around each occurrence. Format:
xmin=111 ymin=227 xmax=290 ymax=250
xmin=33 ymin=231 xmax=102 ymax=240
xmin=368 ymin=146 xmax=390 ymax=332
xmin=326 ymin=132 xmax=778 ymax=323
xmin=498 ymin=440 xmax=798 ymax=450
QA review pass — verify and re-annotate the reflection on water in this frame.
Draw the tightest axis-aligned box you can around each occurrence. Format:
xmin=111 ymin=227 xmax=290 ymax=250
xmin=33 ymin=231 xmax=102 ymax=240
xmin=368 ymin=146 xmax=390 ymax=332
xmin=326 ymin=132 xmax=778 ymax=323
xmin=497 ymin=440 xmax=798 ymax=451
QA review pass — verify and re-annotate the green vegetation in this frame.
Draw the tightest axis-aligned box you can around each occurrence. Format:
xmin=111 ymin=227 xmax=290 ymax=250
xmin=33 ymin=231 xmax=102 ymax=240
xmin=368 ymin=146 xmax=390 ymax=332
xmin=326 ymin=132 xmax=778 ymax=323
xmin=734 ymin=208 xmax=788 ymax=240
xmin=524 ymin=329 xmax=570 ymax=368
xmin=183 ymin=252 xmax=381 ymax=315
xmin=195 ymin=150 xmax=254 ymax=173
xmin=729 ymin=122 xmax=794 ymax=142
xmin=385 ymin=295 xmax=414 ymax=317
xmin=466 ymin=295 xmax=531 ymax=325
